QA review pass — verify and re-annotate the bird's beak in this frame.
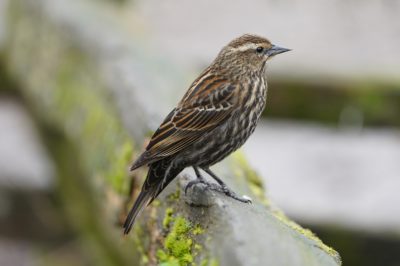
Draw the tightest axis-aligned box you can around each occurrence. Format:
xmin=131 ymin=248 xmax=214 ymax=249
xmin=266 ymin=45 xmax=291 ymax=56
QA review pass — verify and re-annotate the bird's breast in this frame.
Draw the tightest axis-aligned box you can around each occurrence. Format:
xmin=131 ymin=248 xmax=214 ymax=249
xmin=229 ymin=76 xmax=267 ymax=144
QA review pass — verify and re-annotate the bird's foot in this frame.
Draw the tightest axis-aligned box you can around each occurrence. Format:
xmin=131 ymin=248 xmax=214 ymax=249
xmin=208 ymin=183 xmax=252 ymax=204
xmin=184 ymin=179 xmax=207 ymax=195
xmin=184 ymin=179 xmax=251 ymax=205
xmin=200 ymin=167 xmax=252 ymax=204
xmin=185 ymin=166 xmax=210 ymax=195
xmin=184 ymin=169 xmax=252 ymax=204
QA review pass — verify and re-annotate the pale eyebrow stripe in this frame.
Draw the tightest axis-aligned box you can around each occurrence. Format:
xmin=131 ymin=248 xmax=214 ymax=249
xmin=229 ymin=43 xmax=259 ymax=52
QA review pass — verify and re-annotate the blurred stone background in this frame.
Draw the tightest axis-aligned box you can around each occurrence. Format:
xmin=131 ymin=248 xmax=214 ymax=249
xmin=1 ymin=0 xmax=400 ymax=265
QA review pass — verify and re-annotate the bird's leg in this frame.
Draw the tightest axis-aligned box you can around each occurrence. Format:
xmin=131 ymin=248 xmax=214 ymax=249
xmin=203 ymin=167 xmax=252 ymax=204
xmin=184 ymin=166 xmax=207 ymax=194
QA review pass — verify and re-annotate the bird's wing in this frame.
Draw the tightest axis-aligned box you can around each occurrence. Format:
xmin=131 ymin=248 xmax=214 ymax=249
xmin=130 ymin=75 xmax=238 ymax=170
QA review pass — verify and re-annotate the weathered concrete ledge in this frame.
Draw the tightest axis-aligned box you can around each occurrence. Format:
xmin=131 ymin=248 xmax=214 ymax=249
xmin=3 ymin=0 xmax=341 ymax=265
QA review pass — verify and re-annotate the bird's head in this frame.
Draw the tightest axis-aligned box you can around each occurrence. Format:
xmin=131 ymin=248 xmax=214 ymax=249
xmin=215 ymin=34 xmax=290 ymax=76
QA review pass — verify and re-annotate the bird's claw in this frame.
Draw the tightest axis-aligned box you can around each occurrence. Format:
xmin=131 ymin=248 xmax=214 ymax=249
xmin=209 ymin=184 xmax=253 ymax=204
xmin=185 ymin=179 xmax=252 ymax=204
xmin=241 ymin=195 xmax=253 ymax=204
xmin=184 ymin=179 xmax=206 ymax=195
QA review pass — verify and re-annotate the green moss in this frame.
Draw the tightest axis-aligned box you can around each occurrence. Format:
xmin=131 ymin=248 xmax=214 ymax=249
xmin=153 ymin=199 xmax=161 ymax=207
xmin=231 ymin=151 xmax=270 ymax=206
xmin=141 ymin=254 xmax=149 ymax=265
xmin=165 ymin=217 xmax=193 ymax=260
xmin=210 ymin=259 xmax=219 ymax=266
xmin=200 ymin=259 xmax=209 ymax=266
xmin=52 ymin=49 xmax=135 ymax=195
xmin=159 ymin=259 xmax=180 ymax=266
xmin=158 ymin=209 xmax=207 ymax=266
xmin=156 ymin=249 xmax=169 ymax=262
xmin=168 ymin=188 xmax=181 ymax=201
xmin=163 ymin=207 xmax=174 ymax=229
xmin=194 ymin=244 xmax=202 ymax=251
xmin=198 ymin=258 xmax=219 ymax=266
xmin=105 ymin=140 xmax=134 ymax=194
xmin=193 ymin=225 xmax=205 ymax=235
xmin=272 ymin=210 xmax=341 ymax=264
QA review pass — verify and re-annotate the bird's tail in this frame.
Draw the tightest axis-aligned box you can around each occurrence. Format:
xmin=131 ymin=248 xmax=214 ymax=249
xmin=123 ymin=186 xmax=155 ymax=234
xmin=123 ymin=160 xmax=183 ymax=234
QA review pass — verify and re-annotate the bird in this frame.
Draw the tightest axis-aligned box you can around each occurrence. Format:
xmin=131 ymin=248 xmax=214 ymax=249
xmin=123 ymin=34 xmax=290 ymax=234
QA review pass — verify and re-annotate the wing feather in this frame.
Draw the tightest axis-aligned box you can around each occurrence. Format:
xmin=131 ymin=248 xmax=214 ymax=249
xmin=130 ymin=73 xmax=238 ymax=170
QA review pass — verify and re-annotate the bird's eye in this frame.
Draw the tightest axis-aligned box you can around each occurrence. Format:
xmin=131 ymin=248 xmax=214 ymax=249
xmin=256 ymin=46 xmax=264 ymax=53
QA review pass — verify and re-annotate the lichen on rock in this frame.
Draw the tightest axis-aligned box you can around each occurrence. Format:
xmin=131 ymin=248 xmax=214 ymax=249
xmin=157 ymin=207 xmax=207 ymax=266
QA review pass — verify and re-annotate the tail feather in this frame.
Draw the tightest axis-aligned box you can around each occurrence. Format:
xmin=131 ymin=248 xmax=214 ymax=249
xmin=123 ymin=188 xmax=155 ymax=234
xmin=123 ymin=159 xmax=184 ymax=234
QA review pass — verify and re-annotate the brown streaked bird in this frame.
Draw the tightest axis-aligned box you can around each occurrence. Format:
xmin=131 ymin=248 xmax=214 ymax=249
xmin=124 ymin=34 xmax=290 ymax=234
